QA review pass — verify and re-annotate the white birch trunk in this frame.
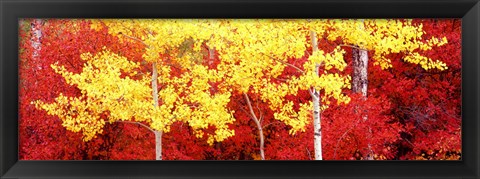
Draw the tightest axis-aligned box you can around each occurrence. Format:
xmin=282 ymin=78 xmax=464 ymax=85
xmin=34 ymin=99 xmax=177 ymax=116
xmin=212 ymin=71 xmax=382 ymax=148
xmin=152 ymin=62 xmax=163 ymax=160
xmin=244 ymin=94 xmax=265 ymax=160
xmin=310 ymin=31 xmax=322 ymax=160
xmin=254 ymin=119 xmax=265 ymax=160
xmin=154 ymin=130 xmax=163 ymax=160
xmin=31 ymin=19 xmax=43 ymax=59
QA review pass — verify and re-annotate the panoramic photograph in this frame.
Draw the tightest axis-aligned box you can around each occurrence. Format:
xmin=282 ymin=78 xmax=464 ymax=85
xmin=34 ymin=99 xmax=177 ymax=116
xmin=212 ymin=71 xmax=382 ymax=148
xmin=19 ymin=19 xmax=461 ymax=160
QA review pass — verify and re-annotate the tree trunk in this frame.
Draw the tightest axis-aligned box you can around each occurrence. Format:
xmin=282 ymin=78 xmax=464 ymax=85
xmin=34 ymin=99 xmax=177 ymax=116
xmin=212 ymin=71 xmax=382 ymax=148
xmin=31 ymin=19 xmax=43 ymax=59
xmin=154 ymin=130 xmax=163 ymax=160
xmin=244 ymin=94 xmax=265 ymax=160
xmin=352 ymin=20 xmax=373 ymax=160
xmin=208 ymin=47 xmax=215 ymax=66
xmin=254 ymin=119 xmax=265 ymax=160
xmin=152 ymin=62 xmax=163 ymax=160
xmin=352 ymin=48 xmax=368 ymax=97
xmin=310 ymin=30 xmax=323 ymax=160
xmin=352 ymin=19 xmax=368 ymax=96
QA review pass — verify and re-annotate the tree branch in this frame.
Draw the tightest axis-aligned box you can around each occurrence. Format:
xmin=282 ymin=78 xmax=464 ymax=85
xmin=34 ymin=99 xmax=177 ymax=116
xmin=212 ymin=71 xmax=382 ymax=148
xmin=339 ymin=44 xmax=367 ymax=51
xmin=333 ymin=117 xmax=362 ymax=159
xmin=309 ymin=88 xmax=318 ymax=100
xmin=117 ymin=121 xmax=155 ymax=133
xmin=306 ymin=147 xmax=312 ymax=160
xmin=255 ymin=97 xmax=264 ymax=123
xmin=262 ymin=121 xmax=282 ymax=129
xmin=244 ymin=93 xmax=265 ymax=160
xmin=120 ymin=33 xmax=148 ymax=47
xmin=244 ymin=93 xmax=260 ymax=124
xmin=262 ymin=53 xmax=305 ymax=73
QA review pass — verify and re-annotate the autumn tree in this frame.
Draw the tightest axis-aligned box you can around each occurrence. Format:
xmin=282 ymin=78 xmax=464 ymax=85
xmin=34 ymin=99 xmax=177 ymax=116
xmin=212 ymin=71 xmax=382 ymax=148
xmin=322 ymin=19 xmax=449 ymax=159
xmin=34 ymin=20 xmax=239 ymax=160
xmin=33 ymin=19 xmax=352 ymax=160
xmin=369 ymin=19 xmax=462 ymax=160
xmin=200 ymin=20 xmax=351 ymax=160
xmin=20 ymin=19 xmax=148 ymax=159
xmin=24 ymin=19 xmax=460 ymax=160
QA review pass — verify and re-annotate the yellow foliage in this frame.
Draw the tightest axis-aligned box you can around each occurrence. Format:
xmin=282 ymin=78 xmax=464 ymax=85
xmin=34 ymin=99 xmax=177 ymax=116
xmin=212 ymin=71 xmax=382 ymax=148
xmin=36 ymin=49 xmax=235 ymax=143
xmin=35 ymin=19 xmax=448 ymax=143
xmin=326 ymin=19 xmax=448 ymax=70
xmin=88 ymin=19 xmax=351 ymax=137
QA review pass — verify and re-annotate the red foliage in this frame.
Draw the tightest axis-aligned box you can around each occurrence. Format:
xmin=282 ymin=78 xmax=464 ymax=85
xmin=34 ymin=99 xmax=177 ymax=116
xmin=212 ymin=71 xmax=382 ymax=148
xmin=19 ymin=19 xmax=461 ymax=160
xmin=19 ymin=19 xmax=146 ymax=160
xmin=322 ymin=93 xmax=401 ymax=160
xmin=369 ymin=19 xmax=462 ymax=160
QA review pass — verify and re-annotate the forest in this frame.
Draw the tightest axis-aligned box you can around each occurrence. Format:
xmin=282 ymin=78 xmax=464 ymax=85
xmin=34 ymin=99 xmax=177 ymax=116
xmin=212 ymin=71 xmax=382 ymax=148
xmin=19 ymin=19 xmax=461 ymax=160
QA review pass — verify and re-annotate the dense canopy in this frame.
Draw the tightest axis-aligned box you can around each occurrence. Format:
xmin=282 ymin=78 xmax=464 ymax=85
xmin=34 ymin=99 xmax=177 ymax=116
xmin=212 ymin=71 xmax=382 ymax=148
xmin=20 ymin=19 xmax=461 ymax=160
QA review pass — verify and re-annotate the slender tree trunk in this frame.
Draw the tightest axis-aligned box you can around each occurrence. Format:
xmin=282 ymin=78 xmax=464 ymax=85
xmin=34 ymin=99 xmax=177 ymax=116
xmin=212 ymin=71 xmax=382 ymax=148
xmin=352 ymin=20 xmax=373 ymax=160
xmin=208 ymin=47 xmax=215 ymax=66
xmin=152 ymin=62 xmax=163 ymax=160
xmin=244 ymin=94 xmax=265 ymax=160
xmin=310 ymin=30 xmax=322 ymax=160
xmin=31 ymin=19 xmax=43 ymax=59
xmin=254 ymin=119 xmax=265 ymax=160
xmin=154 ymin=130 xmax=163 ymax=160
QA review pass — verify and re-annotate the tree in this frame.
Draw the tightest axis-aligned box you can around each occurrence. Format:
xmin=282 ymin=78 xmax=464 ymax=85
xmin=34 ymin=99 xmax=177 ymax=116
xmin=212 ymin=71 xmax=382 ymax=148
xmin=34 ymin=20 xmax=238 ymax=160
xmin=33 ymin=19 xmax=352 ymax=160
xmin=202 ymin=20 xmax=350 ymax=160
xmin=370 ymin=19 xmax=462 ymax=160
xmin=20 ymin=19 xmax=146 ymax=160
xmin=23 ymin=19 xmax=461 ymax=160
xmin=322 ymin=19 xmax=449 ymax=159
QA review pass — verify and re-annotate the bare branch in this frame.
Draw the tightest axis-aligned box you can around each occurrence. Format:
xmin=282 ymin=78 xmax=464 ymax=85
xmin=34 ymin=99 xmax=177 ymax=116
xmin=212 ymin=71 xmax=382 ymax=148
xmin=262 ymin=53 xmax=305 ymax=73
xmin=120 ymin=33 xmax=148 ymax=47
xmin=306 ymin=147 xmax=312 ymax=160
xmin=244 ymin=93 xmax=260 ymax=124
xmin=117 ymin=121 xmax=155 ymax=133
xmin=309 ymin=88 xmax=318 ymax=99
xmin=338 ymin=44 xmax=367 ymax=51
xmin=262 ymin=121 xmax=282 ymax=129
xmin=333 ymin=117 xmax=362 ymax=159
xmin=244 ymin=93 xmax=265 ymax=160
xmin=255 ymin=97 xmax=264 ymax=123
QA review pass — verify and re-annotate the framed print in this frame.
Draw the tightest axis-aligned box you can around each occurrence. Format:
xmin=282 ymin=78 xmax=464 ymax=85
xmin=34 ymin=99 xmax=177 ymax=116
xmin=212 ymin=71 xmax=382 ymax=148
xmin=1 ymin=0 xmax=479 ymax=178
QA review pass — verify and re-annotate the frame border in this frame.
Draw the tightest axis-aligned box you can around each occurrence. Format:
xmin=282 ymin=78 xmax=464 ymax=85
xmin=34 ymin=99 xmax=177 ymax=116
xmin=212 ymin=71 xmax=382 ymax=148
xmin=1 ymin=0 xmax=479 ymax=178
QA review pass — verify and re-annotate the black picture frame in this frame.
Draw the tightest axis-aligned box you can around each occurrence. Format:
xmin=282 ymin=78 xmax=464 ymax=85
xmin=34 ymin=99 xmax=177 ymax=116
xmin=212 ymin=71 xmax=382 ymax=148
xmin=1 ymin=0 xmax=479 ymax=178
